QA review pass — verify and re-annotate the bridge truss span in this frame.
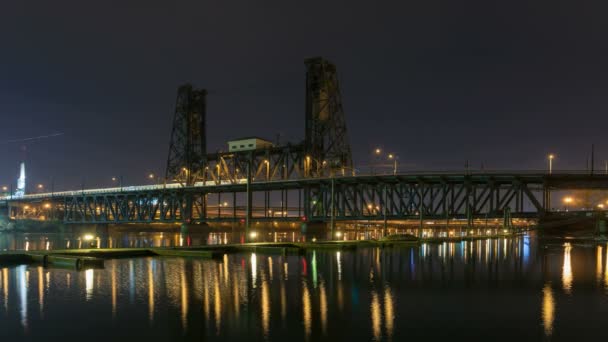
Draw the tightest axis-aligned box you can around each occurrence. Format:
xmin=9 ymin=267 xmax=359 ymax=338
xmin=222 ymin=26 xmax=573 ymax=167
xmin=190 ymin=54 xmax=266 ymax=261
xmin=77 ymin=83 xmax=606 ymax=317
xmin=6 ymin=173 xmax=549 ymax=224
xmin=306 ymin=174 xmax=547 ymax=221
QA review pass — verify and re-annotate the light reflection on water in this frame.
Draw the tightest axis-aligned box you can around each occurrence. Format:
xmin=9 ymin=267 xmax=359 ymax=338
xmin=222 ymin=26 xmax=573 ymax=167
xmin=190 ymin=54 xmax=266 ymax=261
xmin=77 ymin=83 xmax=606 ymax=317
xmin=0 ymin=235 xmax=607 ymax=340
xmin=0 ymin=231 xmax=308 ymax=252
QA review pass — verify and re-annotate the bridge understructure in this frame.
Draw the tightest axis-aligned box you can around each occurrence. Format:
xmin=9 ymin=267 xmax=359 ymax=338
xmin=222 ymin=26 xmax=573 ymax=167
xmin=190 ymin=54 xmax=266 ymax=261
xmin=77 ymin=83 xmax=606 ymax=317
xmin=0 ymin=174 xmax=552 ymax=224
xmin=4 ymin=173 xmax=608 ymax=225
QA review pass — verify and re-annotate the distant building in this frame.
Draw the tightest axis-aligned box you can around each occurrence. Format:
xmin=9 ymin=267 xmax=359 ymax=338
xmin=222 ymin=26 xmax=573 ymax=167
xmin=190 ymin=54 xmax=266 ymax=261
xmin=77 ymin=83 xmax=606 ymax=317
xmin=227 ymin=137 xmax=273 ymax=152
xmin=14 ymin=162 xmax=25 ymax=198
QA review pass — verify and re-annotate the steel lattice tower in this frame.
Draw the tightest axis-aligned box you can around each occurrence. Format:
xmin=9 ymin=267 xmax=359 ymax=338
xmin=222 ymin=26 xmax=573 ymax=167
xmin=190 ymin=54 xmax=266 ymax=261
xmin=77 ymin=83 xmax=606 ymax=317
xmin=165 ymin=84 xmax=207 ymax=185
xmin=304 ymin=57 xmax=353 ymax=176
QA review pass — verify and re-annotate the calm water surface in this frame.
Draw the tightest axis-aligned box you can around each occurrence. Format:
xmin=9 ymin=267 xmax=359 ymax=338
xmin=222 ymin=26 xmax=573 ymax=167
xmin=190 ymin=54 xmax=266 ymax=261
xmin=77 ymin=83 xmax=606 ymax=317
xmin=0 ymin=233 xmax=607 ymax=341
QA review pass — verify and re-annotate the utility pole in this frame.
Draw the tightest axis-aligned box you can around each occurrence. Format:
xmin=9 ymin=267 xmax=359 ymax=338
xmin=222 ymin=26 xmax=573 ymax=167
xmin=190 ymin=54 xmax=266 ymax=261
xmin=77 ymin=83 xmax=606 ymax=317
xmin=383 ymin=184 xmax=388 ymax=237
xmin=591 ymin=143 xmax=595 ymax=175
xmin=245 ymin=157 xmax=252 ymax=242
xmin=330 ymin=175 xmax=335 ymax=239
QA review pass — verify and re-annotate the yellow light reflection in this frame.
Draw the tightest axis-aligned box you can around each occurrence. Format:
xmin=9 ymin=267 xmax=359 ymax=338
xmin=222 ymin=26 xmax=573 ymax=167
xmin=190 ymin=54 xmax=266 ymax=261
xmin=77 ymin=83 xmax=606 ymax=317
xmin=85 ymin=269 xmax=94 ymax=300
xmin=223 ymin=254 xmax=229 ymax=284
xmin=111 ymin=263 xmax=117 ymax=318
xmin=148 ymin=261 xmax=155 ymax=323
xmin=261 ymin=275 xmax=270 ymax=337
xmin=320 ymin=281 xmax=328 ymax=335
xmin=384 ymin=287 xmax=394 ymax=338
xmin=180 ymin=266 xmax=188 ymax=332
xmin=371 ymin=290 xmax=381 ymax=340
xmin=2 ymin=268 xmax=8 ymax=311
xmin=562 ymin=243 xmax=573 ymax=294
xmin=542 ymin=283 xmax=554 ymax=337
xmin=37 ymin=267 xmax=44 ymax=317
xmin=214 ymin=274 xmax=221 ymax=333
xmin=268 ymin=257 xmax=273 ymax=281
xmin=597 ymin=246 xmax=603 ymax=285
xmin=302 ymin=282 xmax=311 ymax=337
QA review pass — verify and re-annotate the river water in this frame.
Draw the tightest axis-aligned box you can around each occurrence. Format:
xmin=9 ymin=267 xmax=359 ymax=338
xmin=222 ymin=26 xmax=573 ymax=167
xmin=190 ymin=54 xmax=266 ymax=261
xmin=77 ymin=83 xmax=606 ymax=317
xmin=0 ymin=232 xmax=607 ymax=341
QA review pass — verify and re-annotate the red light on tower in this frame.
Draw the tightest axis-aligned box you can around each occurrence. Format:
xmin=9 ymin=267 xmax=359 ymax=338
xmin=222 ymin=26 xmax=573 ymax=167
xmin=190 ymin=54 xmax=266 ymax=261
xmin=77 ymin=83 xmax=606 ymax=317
xmin=301 ymin=216 xmax=307 ymax=222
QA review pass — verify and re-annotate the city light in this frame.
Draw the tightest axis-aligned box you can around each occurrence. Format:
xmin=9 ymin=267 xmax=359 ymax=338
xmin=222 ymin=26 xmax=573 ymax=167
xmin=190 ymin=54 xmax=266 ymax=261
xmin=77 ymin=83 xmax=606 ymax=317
xmin=563 ymin=197 xmax=573 ymax=204
xmin=83 ymin=234 xmax=95 ymax=241
xmin=148 ymin=173 xmax=154 ymax=179
xmin=43 ymin=203 xmax=51 ymax=209
xmin=375 ymin=148 xmax=381 ymax=155
xmin=548 ymin=154 xmax=555 ymax=174
xmin=598 ymin=204 xmax=605 ymax=209
xmin=37 ymin=184 xmax=44 ymax=189
xmin=249 ymin=231 xmax=258 ymax=238
xmin=1 ymin=186 xmax=7 ymax=191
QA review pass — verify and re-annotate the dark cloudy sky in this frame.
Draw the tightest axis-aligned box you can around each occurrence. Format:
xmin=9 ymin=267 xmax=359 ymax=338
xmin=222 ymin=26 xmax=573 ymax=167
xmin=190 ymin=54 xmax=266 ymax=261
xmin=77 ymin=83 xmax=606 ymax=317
xmin=1 ymin=0 xmax=607 ymax=191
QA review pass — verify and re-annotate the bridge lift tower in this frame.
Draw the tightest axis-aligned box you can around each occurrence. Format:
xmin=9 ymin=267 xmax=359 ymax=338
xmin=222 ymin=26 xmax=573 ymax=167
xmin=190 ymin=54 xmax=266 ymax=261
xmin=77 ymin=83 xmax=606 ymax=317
xmin=304 ymin=57 xmax=353 ymax=176
xmin=165 ymin=84 xmax=208 ymax=186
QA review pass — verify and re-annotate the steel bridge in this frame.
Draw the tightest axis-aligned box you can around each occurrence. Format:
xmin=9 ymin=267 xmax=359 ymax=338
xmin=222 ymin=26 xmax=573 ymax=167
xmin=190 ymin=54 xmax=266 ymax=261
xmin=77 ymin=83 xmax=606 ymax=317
xmin=2 ymin=58 xmax=607 ymax=227
xmin=2 ymin=172 xmax=607 ymax=225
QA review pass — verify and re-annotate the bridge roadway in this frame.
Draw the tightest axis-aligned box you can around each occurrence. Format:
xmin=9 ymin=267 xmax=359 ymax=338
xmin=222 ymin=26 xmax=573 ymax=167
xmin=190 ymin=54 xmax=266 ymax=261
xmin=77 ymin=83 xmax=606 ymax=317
xmin=1 ymin=171 xmax=607 ymax=224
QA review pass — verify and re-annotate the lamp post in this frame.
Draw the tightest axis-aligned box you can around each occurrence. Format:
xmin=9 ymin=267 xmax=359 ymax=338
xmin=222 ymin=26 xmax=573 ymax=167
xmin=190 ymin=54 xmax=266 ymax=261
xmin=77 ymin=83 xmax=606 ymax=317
xmin=112 ymin=176 xmax=123 ymax=192
xmin=548 ymin=154 xmax=555 ymax=174
xmin=373 ymin=148 xmax=382 ymax=174
xmin=388 ymin=153 xmax=398 ymax=175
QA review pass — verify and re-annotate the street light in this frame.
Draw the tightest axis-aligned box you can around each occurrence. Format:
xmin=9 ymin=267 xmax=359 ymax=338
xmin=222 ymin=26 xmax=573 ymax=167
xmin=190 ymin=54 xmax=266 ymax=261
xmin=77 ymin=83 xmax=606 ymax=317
xmin=548 ymin=154 xmax=555 ymax=174
xmin=37 ymin=184 xmax=44 ymax=192
xmin=563 ymin=196 xmax=573 ymax=211
xmin=112 ymin=176 xmax=123 ymax=191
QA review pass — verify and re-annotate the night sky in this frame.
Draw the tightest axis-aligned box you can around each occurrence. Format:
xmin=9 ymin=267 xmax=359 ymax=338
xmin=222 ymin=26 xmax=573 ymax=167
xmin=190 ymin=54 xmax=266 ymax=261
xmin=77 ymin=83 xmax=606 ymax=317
xmin=1 ymin=0 xmax=607 ymax=191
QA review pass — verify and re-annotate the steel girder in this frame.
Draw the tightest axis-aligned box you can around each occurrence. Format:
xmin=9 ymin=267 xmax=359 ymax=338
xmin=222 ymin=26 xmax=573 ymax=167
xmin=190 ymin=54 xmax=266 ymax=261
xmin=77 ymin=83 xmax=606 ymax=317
xmin=305 ymin=176 xmax=546 ymax=221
